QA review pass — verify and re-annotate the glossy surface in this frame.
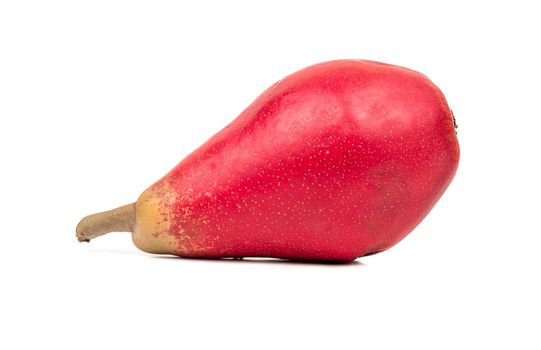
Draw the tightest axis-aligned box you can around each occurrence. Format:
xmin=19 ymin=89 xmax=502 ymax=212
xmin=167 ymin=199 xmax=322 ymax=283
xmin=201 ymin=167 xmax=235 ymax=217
xmin=134 ymin=60 xmax=459 ymax=261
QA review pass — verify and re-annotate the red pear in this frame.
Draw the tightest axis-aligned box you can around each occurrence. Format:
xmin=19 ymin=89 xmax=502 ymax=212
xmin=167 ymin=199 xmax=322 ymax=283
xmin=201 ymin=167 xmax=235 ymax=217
xmin=76 ymin=60 xmax=459 ymax=262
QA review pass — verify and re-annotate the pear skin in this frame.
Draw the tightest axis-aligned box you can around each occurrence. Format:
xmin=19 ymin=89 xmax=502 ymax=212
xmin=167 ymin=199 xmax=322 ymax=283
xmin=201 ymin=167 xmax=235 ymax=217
xmin=76 ymin=60 xmax=459 ymax=262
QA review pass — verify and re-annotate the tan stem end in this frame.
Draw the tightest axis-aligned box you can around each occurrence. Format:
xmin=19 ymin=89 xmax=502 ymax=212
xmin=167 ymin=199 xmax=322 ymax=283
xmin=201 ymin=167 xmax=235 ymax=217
xmin=76 ymin=203 xmax=136 ymax=242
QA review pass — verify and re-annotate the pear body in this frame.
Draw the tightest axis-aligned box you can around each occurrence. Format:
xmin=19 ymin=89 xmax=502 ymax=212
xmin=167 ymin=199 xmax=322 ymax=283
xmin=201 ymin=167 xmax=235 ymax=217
xmin=132 ymin=60 xmax=459 ymax=261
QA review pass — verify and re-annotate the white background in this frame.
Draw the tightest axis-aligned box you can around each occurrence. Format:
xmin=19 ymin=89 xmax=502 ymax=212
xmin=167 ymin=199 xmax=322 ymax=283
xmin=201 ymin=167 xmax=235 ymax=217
xmin=1 ymin=1 xmax=539 ymax=349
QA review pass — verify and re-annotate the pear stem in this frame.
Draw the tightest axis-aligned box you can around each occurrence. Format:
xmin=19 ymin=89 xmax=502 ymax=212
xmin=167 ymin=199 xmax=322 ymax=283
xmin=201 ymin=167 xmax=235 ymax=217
xmin=76 ymin=203 xmax=136 ymax=242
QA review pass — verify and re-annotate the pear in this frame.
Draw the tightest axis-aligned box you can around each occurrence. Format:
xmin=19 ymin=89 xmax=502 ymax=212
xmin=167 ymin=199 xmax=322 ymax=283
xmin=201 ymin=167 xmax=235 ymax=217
xmin=76 ymin=60 xmax=459 ymax=262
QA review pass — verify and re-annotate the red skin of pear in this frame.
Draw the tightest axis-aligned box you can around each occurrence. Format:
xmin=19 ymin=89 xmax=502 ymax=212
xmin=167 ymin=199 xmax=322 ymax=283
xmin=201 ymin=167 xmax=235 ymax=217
xmin=149 ymin=60 xmax=459 ymax=262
